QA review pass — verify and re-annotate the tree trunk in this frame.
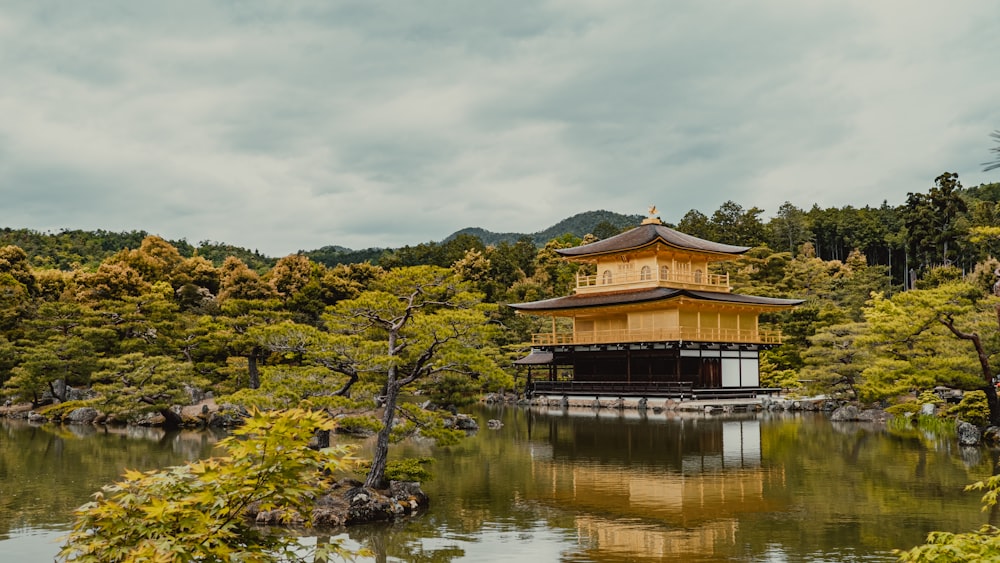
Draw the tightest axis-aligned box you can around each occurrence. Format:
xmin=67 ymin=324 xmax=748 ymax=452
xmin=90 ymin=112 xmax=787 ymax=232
xmin=364 ymin=378 xmax=398 ymax=490
xmin=333 ymin=373 xmax=357 ymax=397
xmin=248 ymin=348 xmax=260 ymax=390
xmin=986 ymin=384 xmax=1000 ymax=427
xmin=940 ymin=316 xmax=1000 ymax=425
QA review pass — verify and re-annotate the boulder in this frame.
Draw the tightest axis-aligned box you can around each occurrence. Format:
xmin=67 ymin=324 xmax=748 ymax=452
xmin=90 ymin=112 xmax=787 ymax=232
xmin=255 ymin=508 xmax=303 ymax=526
xmin=486 ymin=419 xmax=503 ymax=429
xmin=957 ymin=421 xmax=981 ymax=446
xmin=65 ymin=386 xmax=96 ymax=402
xmin=446 ymin=414 xmax=479 ymax=431
xmin=919 ymin=403 xmax=936 ymax=416
xmin=66 ymin=407 xmax=100 ymax=425
xmin=134 ymin=412 xmax=166 ymax=426
xmin=830 ymin=405 xmax=860 ymax=421
xmin=389 ymin=480 xmax=429 ymax=510
xmin=183 ymin=384 xmax=207 ymax=405
xmin=344 ymin=487 xmax=395 ymax=525
xmin=311 ymin=495 xmax=349 ymax=527
xmin=51 ymin=379 xmax=68 ymax=402
xmin=208 ymin=404 xmax=250 ymax=428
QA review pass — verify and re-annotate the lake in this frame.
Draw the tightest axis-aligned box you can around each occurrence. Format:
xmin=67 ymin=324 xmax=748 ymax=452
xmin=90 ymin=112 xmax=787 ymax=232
xmin=1 ymin=406 xmax=994 ymax=562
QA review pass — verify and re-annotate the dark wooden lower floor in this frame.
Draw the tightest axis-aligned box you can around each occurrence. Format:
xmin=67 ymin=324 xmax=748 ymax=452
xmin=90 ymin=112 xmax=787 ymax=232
xmin=517 ymin=342 xmax=771 ymax=391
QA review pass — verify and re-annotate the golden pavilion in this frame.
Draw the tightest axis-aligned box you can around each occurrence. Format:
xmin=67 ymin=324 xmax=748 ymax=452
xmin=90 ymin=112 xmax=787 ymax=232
xmin=510 ymin=210 xmax=801 ymax=398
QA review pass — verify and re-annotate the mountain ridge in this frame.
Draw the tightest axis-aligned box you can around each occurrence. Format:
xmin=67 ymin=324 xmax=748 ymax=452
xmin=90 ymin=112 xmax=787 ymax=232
xmin=445 ymin=210 xmax=645 ymax=246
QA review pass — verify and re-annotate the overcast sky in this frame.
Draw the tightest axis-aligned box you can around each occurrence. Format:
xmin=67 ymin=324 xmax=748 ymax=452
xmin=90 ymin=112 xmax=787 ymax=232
xmin=2 ymin=2 xmax=999 ymax=256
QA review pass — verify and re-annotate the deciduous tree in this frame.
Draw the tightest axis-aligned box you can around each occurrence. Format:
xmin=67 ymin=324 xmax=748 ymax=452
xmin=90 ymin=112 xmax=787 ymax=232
xmin=58 ymin=409 xmax=358 ymax=563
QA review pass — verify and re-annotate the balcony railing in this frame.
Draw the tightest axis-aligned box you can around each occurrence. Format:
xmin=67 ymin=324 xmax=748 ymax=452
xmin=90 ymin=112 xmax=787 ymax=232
xmin=531 ymin=327 xmax=782 ymax=346
xmin=575 ymin=270 xmax=729 ymax=293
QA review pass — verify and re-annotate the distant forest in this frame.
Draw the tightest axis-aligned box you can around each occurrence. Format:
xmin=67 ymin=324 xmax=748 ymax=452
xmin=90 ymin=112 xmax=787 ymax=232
xmin=5 ymin=174 xmax=999 ymax=288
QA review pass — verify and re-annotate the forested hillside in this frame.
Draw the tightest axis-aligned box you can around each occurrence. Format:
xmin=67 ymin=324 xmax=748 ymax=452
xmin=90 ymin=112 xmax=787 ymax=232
xmin=447 ymin=210 xmax=644 ymax=246
xmin=2 ymin=172 xmax=1000 ymax=428
xmin=0 ymin=228 xmax=275 ymax=272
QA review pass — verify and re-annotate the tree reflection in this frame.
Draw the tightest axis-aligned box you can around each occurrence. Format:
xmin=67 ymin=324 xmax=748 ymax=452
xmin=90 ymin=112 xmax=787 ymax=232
xmin=0 ymin=419 xmax=220 ymax=539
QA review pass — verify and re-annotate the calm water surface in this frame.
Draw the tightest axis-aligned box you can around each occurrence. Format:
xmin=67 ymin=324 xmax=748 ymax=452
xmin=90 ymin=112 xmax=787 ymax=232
xmin=1 ymin=407 xmax=994 ymax=562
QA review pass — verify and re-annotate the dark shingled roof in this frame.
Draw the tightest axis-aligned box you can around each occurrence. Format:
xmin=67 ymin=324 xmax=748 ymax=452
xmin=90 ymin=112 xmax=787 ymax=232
xmin=513 ymin=350 xmax=554 ymax=365
xmin=509 ymin=287 xmax=802 ymax=312
xmin=557 ymin=223 xmax=750 ymax=258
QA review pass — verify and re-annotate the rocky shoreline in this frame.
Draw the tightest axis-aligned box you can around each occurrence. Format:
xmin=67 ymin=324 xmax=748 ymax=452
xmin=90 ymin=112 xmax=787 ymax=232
xmin=250 ymin=479 xmax=429 ymax=529
xmin=0 ymin=398 xmax=248 ymax=429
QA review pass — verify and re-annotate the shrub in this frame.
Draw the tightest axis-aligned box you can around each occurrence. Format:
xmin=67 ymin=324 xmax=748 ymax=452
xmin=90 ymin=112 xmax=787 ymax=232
xmin=885 ymin=402 xmax=920 ymax=417
xmin=356 ymin=457 xmax=435 ymax=483
xmin=948 ymin=390 xmax=990 ymax=427
xmin=58 ymin=408 xmax=359 ymax=563
xmin=916 ymin=390 xmax=944 ymax=406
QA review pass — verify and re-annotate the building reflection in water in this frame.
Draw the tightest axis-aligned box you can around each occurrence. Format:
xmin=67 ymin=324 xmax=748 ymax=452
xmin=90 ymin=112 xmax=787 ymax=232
xmin=526 ymin=407 xmax=786 ymax=561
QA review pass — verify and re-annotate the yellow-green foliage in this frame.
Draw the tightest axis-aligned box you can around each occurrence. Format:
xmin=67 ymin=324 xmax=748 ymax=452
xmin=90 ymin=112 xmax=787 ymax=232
xmin=393 ymin=403 xmax=464 ymax=446
xmin=37 ymin=399 xmax=100 ymax=421
xmin=916 ymin=390 xmax=945 ymax=406
xmin=885 ymin=402 xmax=921 ymax=417
xmin=760 ymin=368 xmax=801 ymax=391
xmin=897 ymin=475 xmax=1000 ymax=561
xmin=886 ymin=414 xmax=957 ymax=438
xmin=226 ymin=365 xmax=363 ymax=411
xmin=336 ymin=415 xmax=383 ymax=435
xmin=885 ymin=390 xmax=947 ymax=423
xmin=948 ymin=390 xmax=990 ymax=427
xmin=58 ymin=409 xmax=360 ymax=563
xmin=356 ymin=457 xmax=434 ymax=483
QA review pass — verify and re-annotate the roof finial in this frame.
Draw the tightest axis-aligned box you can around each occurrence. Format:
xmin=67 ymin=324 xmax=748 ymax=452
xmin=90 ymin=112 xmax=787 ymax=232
xmin=641 ymin=205 xmax=662 ymax=225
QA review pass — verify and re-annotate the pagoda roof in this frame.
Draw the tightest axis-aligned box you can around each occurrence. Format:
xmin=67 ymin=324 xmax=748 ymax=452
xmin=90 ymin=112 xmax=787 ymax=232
xmin=557 ymin=223 xmax=750 ymax=258
xmin=512 ymin=350 xmax=554 ymax=365
xmin=509 ymin=287 xmax=802 ymax=312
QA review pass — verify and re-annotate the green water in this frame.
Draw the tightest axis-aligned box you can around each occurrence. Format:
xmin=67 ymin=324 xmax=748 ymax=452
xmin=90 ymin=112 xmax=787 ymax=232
xmin=1 ymin=407 xmax=994 ymax=562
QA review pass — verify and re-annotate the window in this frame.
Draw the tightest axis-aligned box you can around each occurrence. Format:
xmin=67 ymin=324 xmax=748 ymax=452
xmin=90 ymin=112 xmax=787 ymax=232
xmin=602 ymin=270 xmax=613 ymax=284
xmin=640 ymin=265 xmax=651 ymax=280
xmin=694 ymin=269 xmax=703 ymax=283
xmin=660 ymin=265 xmax=670 ymax=280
